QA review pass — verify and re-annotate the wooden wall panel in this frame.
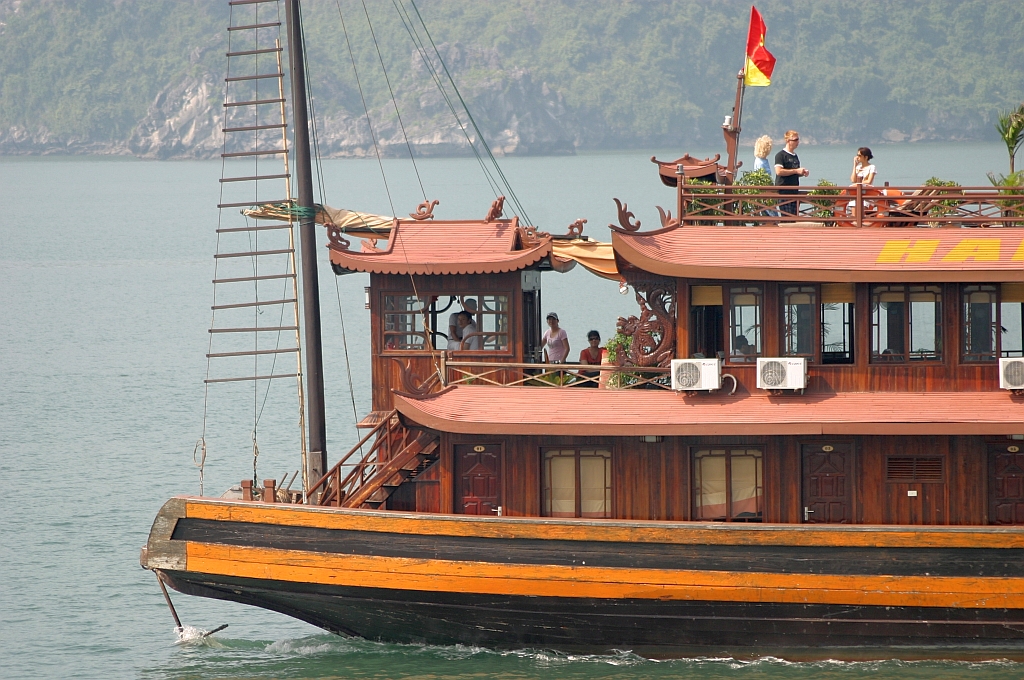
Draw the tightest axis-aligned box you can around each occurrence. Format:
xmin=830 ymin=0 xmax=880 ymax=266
xmin=687 ymin=279 xmax=1003 ymax=393
xmin=413 ymin=433 xmax=990 ymax=526
xmin=951 ymin=436 xmax=987 ymax=525
xmin=613 ymin=442 xmax=653 ymax=519
xmin=369 ymin=272 xmax=523 ymax=412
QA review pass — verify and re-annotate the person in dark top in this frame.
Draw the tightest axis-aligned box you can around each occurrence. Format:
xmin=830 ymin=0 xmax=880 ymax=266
xmin=774 ymin=130 xmax=809 ymax=216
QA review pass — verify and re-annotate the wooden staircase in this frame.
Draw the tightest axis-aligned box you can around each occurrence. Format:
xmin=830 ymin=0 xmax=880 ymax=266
xmin=308 ymin=411 xmax=440 ymax=509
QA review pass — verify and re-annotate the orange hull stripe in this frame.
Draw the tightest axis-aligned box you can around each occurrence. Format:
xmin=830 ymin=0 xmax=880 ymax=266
xmin=185 ymin=542 xmax=1024 ymax=609
xmin=184 ymin=499 xmax=1024 ymax=549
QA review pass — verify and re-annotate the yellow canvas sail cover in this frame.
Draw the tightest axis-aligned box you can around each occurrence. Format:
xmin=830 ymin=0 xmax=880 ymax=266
xmin=242 ymin=201 xmax=393 ymax=235
xmin=551 ymin=240 xmax=619 ymax=280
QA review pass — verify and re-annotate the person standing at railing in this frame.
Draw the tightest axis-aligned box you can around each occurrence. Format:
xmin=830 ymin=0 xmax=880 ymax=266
xmin=540 ymin=312 xmax=569 ymax=364
xmin=774 ymin=130 xmax=809 ymax=216
xmin=753 ymin=136 xmax=773 ymax=175
xmin=577 ymin=330 xmax=604 ymax=387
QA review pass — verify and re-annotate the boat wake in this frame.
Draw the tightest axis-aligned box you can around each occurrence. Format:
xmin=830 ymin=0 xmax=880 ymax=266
xmin=173 ymin=625 xmax=225 ymax=647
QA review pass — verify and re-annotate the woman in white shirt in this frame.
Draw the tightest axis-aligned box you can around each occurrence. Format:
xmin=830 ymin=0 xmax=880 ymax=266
xmin=850 ymin=147 xmax=876 ymax=185
xmin=540 ymin=312 xmax=569 ymax=363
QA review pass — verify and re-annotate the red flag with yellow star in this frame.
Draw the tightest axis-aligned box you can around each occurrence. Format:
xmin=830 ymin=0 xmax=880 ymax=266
xmin=744 ymin=6 xmax=776 ymax=86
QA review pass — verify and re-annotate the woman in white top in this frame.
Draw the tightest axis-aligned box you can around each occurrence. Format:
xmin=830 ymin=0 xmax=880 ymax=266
xmin=850 ymin=147 xmax=876 ymax=185
xmin=540 ymin=312 xmax=569 ymax=363
xmin=753 ymin=135 xmax=773 ymax=176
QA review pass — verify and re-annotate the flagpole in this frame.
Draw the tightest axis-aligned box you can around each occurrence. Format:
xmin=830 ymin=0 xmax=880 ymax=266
xmin=723 ymin=68 xmax=746 ymax=183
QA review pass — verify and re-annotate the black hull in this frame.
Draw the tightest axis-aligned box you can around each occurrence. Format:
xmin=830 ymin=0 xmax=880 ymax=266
xmin=162 ymin=569 xmax=1024 ymax=658
xmin=143 ymin=498 xmax=1024 ymax=659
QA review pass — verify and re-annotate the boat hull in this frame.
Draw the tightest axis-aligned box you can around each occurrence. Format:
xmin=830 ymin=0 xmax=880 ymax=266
xmin=143 ymin=497 xmax=1024 ymax=658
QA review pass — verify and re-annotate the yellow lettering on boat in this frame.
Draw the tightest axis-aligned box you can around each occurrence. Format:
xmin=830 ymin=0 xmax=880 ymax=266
xmin=941 ymin=238 xmax=1001 ymax=262
xmin=1013 ymin=240 xmax=1024 ymax=261
xmin=876 ymin=240 xmax=940 ymax=263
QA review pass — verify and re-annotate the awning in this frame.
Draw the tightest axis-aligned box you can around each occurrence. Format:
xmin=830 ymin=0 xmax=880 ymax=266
xmin=394 ymin=386 xmax=1024 ymax=436
xmin=551 ymin=240 xmax=619 ymax=280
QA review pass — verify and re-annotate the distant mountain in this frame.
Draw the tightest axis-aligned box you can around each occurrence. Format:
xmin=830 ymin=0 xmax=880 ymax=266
xmin=1 ymin=0 xmax=1022 ymax=157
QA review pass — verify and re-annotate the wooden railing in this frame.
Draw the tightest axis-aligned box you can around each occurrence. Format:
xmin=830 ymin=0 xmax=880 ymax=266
xmin=307 ymin=409 xmax=411 ymax=506
xmin=678 ymin=184 xmax=1024 ymax=228
xmin=445 ymin=361 xmax=672 ymax=390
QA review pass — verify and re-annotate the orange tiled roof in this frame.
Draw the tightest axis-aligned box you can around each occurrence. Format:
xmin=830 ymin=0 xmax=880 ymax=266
xmin=394 ymin=386 xmax=1024 ymax=436
xmin=613 ymin=226 xmax=1024 ymax=282
xmin=328 ymin=219 xmax=551 ymax=275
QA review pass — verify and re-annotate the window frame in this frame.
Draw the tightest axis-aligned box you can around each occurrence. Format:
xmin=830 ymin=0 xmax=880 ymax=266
xmin=820 ymin=284 xmax=856 ymax=365
xmin=541 ymin=448 xmax=612 ymax=519
xmin=870 ymin=283 xmax=943 ymax=364
xmin=380 ymin=291 xmax=514 ymax=355
xmin=961 ymin=284 xmax=1024 ymax=362
xmin=725 ymin=284 xmax=764 ymax=364
xmin=691 ymin=447 xmax=764 ymax=522
xmin=781 ymin=284 xmax=819 ymax=361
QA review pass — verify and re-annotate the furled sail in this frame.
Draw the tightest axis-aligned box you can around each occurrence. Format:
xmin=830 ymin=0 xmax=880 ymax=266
xmin=243 ymin=200 xmax=393 ymax=236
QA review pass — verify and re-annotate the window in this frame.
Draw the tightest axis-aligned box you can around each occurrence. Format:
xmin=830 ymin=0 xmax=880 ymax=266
xmin=689 ymin=285 xmax=724 ymax=358
xmin=383 ymin=293 xmax=510 ymax=352
xmin=383 ymin=294 xmax=428 ymax=350
xmin=435 ymin=294 xmax=510 ymax=351
xmin=821 ymin=283 xmax=855 ymax=364
xmin=782 ymin=285 xmax=816 ymax=358
xmin=693 ymin=448 xmax=763 ymax=521
xmin=963 ymin=284 xmax=1024 ymax=361
xmin=871 ymin=284 xmax=942 ymax=362
xmin=729 ymin=286 xmax=762 ymax=362
xmin=542 ymin=449 xmax=611 ymax=518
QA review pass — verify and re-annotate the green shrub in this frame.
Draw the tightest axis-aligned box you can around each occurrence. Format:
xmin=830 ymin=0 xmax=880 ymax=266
xmin=923 ymin=176 xmax=963 ymax=217
xmin=807 ymin=179 xmax=841 ymax=218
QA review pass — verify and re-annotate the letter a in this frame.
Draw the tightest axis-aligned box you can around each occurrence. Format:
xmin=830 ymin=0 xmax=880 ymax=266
xmin=941 ymin=239 xmax=1000 ymax=262
xmin=876 ymin=240 xmax=940 ymax=263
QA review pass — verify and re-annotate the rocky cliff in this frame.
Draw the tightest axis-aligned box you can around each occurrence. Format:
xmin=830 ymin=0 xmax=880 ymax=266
xmin=48 ymin=43 xmax=576 ymax=160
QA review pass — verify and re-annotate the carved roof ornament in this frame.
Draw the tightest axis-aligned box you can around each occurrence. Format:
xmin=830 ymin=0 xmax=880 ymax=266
xmin=325 ymin=223 xmax=351 ymax=250
xmin=610 ymin=198 xmax=641 ymax=232
xmin=656 ymin=206 xmax=680 ymax=229
xmin=409 ymin=199 xmax=439 ymax=221
xmin=393 ymin=358 xmax=441 ymax=397
xmin=567 ymin=218 xmax=587 ymax=238
xmin=485 ymin=196 xmax=505 ymax=223
xmin=516 ymin=218 xmax=550 ymax=248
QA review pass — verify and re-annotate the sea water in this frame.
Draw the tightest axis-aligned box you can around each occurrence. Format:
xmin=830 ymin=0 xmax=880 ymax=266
xmin=1 ymin=144 xmax=1020 ymax=678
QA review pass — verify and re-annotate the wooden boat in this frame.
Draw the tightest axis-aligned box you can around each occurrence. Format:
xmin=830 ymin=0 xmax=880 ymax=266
xmin=143 ymin=0 xmax=1024 ymax=659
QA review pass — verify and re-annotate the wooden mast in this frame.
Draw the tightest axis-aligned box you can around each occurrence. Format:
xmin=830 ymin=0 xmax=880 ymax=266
xmin=722 ymin=70 xmax=745 ymax=182
xmin=285 ymin=0 xmax=328 ymax=488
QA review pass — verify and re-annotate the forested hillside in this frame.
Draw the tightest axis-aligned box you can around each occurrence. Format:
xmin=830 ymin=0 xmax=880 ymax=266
xmin=1 ymin=0 xmax=1023 ymax=156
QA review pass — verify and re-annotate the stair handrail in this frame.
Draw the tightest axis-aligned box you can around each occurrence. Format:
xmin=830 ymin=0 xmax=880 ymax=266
xmin=341 ymin=432 xmax=439 ymax=509
xmin=307 ymin=409 xmax=397 ymax=505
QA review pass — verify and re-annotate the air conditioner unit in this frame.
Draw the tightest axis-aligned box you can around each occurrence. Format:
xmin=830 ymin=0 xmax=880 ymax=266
xmin=1000 ymin=358 xmax=1024 ymax=390
xmin=757 ymin=357 xmax=808 ymax=390
xmin=671 ymin=359 xmax=721 ymax=391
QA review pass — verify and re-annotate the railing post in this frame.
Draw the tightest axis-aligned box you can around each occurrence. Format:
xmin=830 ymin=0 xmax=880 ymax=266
xmin=855 ymin=182 xmax=863 ymax=228
xmin=263 ymin=478 xmax=276 ymax=503
xmin=241 ymin=479 xmax=253 ymax=501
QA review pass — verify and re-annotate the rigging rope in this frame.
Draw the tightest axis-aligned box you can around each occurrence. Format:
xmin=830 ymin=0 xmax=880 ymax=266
xmin=405 ymin=0 xmax=534 ymax=225
xmin=336 ymin=0 xmax=396 ymax=216
xmin=361 ymin=0 xmax=427 ymax=202
xmin=391 ymin=0 xmax=502 ymax=199
xmin=301 ymin=1 xmax=364 ymax=437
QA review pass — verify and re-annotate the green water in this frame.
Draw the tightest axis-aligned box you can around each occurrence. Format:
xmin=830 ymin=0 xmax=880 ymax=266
xmin=1 ymin=145 xmax=1020 ymax=678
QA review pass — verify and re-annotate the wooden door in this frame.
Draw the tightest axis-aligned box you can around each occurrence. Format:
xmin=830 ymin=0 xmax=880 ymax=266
xmin=990 ymin=443 xmax=1024 ymax=525
xmin=456 ymin=444 xmax=502 ymax=515
xmin=802 ymin=442 xmax=853 ymax=523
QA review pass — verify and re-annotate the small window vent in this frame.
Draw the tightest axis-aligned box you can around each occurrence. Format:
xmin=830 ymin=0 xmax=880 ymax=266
xmin=886 ymin=456 xmax=944 ymax=482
